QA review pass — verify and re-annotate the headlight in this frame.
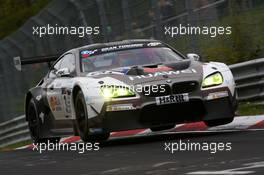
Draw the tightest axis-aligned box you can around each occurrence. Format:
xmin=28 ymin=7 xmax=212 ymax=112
xmin=202 ymin=72 xmax=223 ymax=88
xmin=100 ymin=86 xmax=135 ymax=98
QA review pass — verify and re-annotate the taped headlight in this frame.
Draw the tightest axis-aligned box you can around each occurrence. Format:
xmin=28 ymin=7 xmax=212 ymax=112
xmin=100 ymin=86 xmax=135 ymax=98
xmin=202 ymin=72 xmax=223 ymax=88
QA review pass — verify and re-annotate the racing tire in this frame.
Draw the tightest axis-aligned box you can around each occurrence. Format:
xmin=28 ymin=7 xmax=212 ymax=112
xmin=27 ymin=98 xmax=60 ymax=143
xmin=150 ymin=124 xmax=175 ymax=132
xmin=204 ymin=117 xmax=234 ymax=127
xmin=74 ymin=91 xmax=109 ymax=142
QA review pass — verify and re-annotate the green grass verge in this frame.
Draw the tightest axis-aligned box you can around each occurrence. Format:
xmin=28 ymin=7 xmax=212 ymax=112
xmin=238 ymin=102 xmax=264 ymax=116
xmin=0 ymin=140 xmax=32 ymax=152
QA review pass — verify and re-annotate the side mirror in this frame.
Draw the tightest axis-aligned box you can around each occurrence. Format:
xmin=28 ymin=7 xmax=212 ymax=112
xmin=56 ymin=67 xmax=71 ymax=77
xmin=187 ymin=53 xmax=200 ymax=61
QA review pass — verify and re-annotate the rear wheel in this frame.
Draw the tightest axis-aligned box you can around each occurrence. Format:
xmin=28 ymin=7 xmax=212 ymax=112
xmin=204 ymin=117 xmax=234 ymax=127
xmin=150 ymin=124 xmax=175 ymax=132
xmin=74 ymin=91 xmax=109 ymax=142
xmin=27 ymin=98 xmax=60 ymax=143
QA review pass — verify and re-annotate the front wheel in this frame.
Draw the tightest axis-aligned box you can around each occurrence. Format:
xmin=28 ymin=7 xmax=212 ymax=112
xmin=27 ymin=98 xmax=60 ymax=143
xmin=74 ymin=91 xmax=109 ymax=142
xmin=75 ymin=91 xmax=90 ymax=142
xmin=204 ymin=117 xmax=234 ymax=127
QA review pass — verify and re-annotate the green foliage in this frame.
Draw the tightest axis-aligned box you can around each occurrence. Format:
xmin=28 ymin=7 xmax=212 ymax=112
xmin=0 ymin=140 xmax=32 ymax=151
xmin=200 ymin=2 xmax=264 ymax=64
xmin=0 ymin=0 xmax=51 ymax=39
xmin=238 ymin=102 xmax=264 ymax=116
xmin=127 ymin=1 xmax=264 ymax=64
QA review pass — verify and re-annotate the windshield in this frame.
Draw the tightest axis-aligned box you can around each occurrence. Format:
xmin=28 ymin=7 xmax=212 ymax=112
xmin=81 ymin=47 xmax=184 ymax=73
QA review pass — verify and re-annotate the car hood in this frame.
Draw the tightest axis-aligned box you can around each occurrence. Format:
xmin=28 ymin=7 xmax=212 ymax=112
xmin=85 ymin=60 xmax=203 ymax=86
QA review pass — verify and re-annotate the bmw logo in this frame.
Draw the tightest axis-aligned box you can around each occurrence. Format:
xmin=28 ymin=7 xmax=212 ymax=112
xmin=166 ymin=79 xmax=172 ymax=83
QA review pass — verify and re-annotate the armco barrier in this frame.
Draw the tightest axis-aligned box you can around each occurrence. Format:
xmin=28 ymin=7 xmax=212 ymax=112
xmin=0 ymin=115 xmax=30 ymax=148
xmin=0 ymin=58 xmax=264 ymax=148
xmin=230 ymin=58 xmax=264 ymax=102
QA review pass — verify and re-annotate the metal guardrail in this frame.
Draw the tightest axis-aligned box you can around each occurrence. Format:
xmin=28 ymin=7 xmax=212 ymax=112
xmin=0 ymin=115 xmax=30 ymax=148
xmin=0 ymin=58 xmax=264 ymax=148
xmin=230 ymin=58 xmax=264 ymax=102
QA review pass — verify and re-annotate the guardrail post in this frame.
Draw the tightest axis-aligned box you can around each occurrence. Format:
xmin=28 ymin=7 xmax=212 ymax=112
xmin=185 ymin=0 xmax=199 ymax=53
xmin=151 ymin=0 xmax=162 ymax=39
xmin=70 ymin=0 xmax=93 ymax=44
xmin=122 ymin=0 xmax=132 ymax=37
xmin=96 ymin=0 xmax=109 ymax=42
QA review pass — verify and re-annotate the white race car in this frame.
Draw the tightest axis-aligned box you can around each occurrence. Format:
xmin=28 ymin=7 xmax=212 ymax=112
xmin=15 ymin=39 xmax=237 ymax=143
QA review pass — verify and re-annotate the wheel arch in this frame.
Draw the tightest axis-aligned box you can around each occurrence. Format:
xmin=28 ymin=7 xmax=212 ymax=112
xmin=25 ymin=92 xmax=33 ymax=121
xmin=72 ymin=85 xmax=84 ymax=136
xmin=25 ymin=87 xmax=47 ymax=121
xmin=72 ymin=85 xmax=82 ymax=102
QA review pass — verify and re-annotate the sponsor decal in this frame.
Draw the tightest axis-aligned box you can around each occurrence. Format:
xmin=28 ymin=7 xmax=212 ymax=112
xmin=156 ymin=93 xmax=189 ymax=105
xmin=63 ymin=95 xmax=71 ymax=113
xmin=81 ymin=50 xmax=97 ymax=58
xmin=101 ymin=44 xmax=144 ymax=52
xmin=147 ymin=42 xmax=161 ymax=47
xmin=62 ymin=88 xmax=72 ymax=114
xmin=81 ymin=43 xmax=165 ymax=59
xmin=49 ymin=96 xmax=61 ymax=111
xmin=129 ymin=69 xmax=197 ymax=80
xmin=106 ymin=104 xmax=136 ymax=112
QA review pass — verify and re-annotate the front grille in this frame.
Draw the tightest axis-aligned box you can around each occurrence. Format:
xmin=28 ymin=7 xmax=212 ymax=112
xmin=142 ymin=84 xmax=171 ymax=97
xmin=140 ymin=100 xmax=205 ymax=125
xmin=172 ymin=81 xmax=198 ymax=94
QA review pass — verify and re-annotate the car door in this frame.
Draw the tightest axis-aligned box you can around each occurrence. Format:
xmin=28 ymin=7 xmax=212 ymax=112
xmin=46 ymin=53 xmax=76 ymax=120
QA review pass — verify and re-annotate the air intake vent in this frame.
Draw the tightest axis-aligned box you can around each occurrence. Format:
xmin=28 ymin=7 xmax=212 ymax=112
xmin=172 ymin=81 xmax=198 ymax=94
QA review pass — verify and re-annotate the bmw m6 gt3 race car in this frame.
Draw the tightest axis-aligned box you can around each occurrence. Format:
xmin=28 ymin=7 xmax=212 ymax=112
xmin=14 ymin=39 xmax=237 ymax=143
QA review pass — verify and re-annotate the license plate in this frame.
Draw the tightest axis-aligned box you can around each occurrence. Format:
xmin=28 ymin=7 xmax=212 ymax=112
xmin=155 ymin=93 xmax=189 ymax=105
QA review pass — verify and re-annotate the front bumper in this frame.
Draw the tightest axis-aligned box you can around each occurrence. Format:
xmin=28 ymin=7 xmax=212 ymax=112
xmin=90 ymin=87 xmax=236 ymax=132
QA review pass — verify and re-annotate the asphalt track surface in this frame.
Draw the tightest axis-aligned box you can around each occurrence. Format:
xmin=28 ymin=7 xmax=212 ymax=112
xmin=1 ymin=131 xmax=264 ymax=174
xmin=1 ymin=118 xmax=264 ymax=175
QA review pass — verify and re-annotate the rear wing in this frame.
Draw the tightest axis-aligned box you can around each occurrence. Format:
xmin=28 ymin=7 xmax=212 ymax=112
xmin=13 ymin=55 xmax=60 ymax=71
